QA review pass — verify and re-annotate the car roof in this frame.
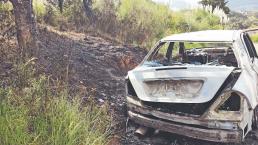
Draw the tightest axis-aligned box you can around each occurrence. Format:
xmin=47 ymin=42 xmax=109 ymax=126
xmin=161 ymin=30 xmax=242 ymax=42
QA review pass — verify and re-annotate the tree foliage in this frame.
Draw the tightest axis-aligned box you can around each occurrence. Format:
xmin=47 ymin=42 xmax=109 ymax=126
xmin=199 ymin=0 xmax=230 ymax=14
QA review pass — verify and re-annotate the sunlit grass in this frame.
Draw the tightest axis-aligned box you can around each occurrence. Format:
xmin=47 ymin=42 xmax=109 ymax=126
xmin=0 ymin=76 xmax=112 ymax=145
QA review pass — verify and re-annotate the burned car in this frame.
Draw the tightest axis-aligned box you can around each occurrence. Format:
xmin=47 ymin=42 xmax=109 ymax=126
xmin=126 ymin=30 xmax=258 ymax=143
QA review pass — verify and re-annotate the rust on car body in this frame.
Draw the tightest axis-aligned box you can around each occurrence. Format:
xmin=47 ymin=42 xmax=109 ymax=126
xmin=126 ymin=29 xmax=258 ymax=143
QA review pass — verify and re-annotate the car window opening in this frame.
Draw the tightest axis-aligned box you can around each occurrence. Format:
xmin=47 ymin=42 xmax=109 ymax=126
xmin=146 ymin=42 xmax=238 ymax=67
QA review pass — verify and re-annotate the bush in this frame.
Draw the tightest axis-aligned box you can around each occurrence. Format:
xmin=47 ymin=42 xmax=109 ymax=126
xmin=93 ymin=0 xmax=119 ymax=36
xmin=43 ymin=4 xmax=61 ymax=27
xmin=117 ymin=0 xmax=173 ymax=47
xmin=62 ymin=0 xmax=89 ymax=29
xmin=115 ymin=1 xmax=223 ymax=47
xmin=0 ymin=1 xmax=12 ymax=11
xmin=33 ymin=0 xmax=47 ymax=23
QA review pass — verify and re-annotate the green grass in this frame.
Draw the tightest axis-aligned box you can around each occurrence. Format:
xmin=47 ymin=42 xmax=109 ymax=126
xmin=251 ymin=33 xmax=258 ymax=43
xmin=0 ymin=76 xmax=112 ymax=145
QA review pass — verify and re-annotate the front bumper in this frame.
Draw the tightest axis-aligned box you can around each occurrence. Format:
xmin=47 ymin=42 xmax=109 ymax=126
xmin=127 ymin=97 xmax=243 ymax=143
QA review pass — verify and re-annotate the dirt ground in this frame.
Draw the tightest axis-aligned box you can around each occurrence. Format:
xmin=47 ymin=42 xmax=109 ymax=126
xmin=2 ymin=26 xmax=258 ymax=145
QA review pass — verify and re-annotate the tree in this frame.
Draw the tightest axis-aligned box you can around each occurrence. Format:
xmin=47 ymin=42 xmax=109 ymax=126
xmin=0 ymin=0 xmax=38 ymax=58
xmin=199 ymin=0 xmax=209 ymax=9
xmin=83 ymin=0 xmax=95 ymax=22
xmin=210 ymin=0 xmax=218 ymax=14
xmin=199 ymin=0 xmax=230 ymax=14
xmin=219 ymin=0 xmax=230 ymax=14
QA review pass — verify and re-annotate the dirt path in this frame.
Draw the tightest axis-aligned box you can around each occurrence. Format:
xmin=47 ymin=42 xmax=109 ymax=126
xmin=37 ymin=27 xmax=258 ymax=145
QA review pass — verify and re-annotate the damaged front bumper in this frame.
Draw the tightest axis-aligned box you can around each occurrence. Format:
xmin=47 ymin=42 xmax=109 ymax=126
xmin=127 ymin=97 xmax=244 ymax=143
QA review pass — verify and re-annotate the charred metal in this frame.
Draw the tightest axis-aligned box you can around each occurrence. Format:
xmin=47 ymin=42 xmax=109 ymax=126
xmin=126 ymin=30 xmax=258 ymax=143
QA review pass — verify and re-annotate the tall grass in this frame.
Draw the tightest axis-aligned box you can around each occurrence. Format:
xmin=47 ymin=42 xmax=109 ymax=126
xmin=116 ymin=0 xmax=173 ymax=47
xmin=95 ymin=0 xmax=222 ymax=48
xmin=0 ymin=71 xmax=111 ymax=145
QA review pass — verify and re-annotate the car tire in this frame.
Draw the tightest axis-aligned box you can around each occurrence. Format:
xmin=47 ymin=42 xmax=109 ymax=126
xmin=252 ymin=107 xmax=258 ymax=130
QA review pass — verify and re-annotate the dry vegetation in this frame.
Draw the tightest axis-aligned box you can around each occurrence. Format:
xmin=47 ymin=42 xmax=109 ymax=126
xmin=1 ymin=0 xmax=256 ymax=145
xmin=29 ymin=0 xmax=224 ymax=48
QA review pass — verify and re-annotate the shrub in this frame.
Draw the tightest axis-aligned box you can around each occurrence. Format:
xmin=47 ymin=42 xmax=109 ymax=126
xmin=43 ymin=4 xmax=61 ymax=27
xmin=172 ymin=9 xmax=222 ymax=33
xmin=114 ymin=1 xmax=222 ymax=47
xmin=93 ymin=0 xmax=119 ymax=36
xmin=62 ymin=0 xmax=89 ymax=28
xmin=117 ymin=0 xmax=173 ymax=47
xmin=33 ymin=0 xmax=47 ymax=23
xmin=0 ymin=1 xmax=12 ymax=12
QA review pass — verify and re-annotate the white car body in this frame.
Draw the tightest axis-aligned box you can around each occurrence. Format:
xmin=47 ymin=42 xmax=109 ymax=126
xmin=126 ymin=30 xmax=258 ymax=142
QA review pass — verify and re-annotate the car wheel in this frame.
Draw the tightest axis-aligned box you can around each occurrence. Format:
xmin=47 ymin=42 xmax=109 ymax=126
xmin=252 ymin=107 xmax=258 ymax=130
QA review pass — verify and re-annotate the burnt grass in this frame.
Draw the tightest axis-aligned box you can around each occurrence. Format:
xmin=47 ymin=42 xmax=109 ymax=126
xmin=2 ymin=26 xmax=258 ymax=145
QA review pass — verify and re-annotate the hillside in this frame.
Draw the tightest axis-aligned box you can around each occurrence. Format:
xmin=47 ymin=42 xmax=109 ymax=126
xmin=228 ymin=0 xmax=258 ymax=11
xmin=153 ymin=0 xmax=258 ymax=12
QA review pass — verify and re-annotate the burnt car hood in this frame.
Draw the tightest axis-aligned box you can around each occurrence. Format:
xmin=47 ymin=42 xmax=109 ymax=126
xmin=128 ymin=65 xmax=235 ymax=103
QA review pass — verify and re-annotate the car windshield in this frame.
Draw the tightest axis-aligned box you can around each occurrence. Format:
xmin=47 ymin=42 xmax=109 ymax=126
xmin=144 ymin=41 xmax=238 ymax=67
